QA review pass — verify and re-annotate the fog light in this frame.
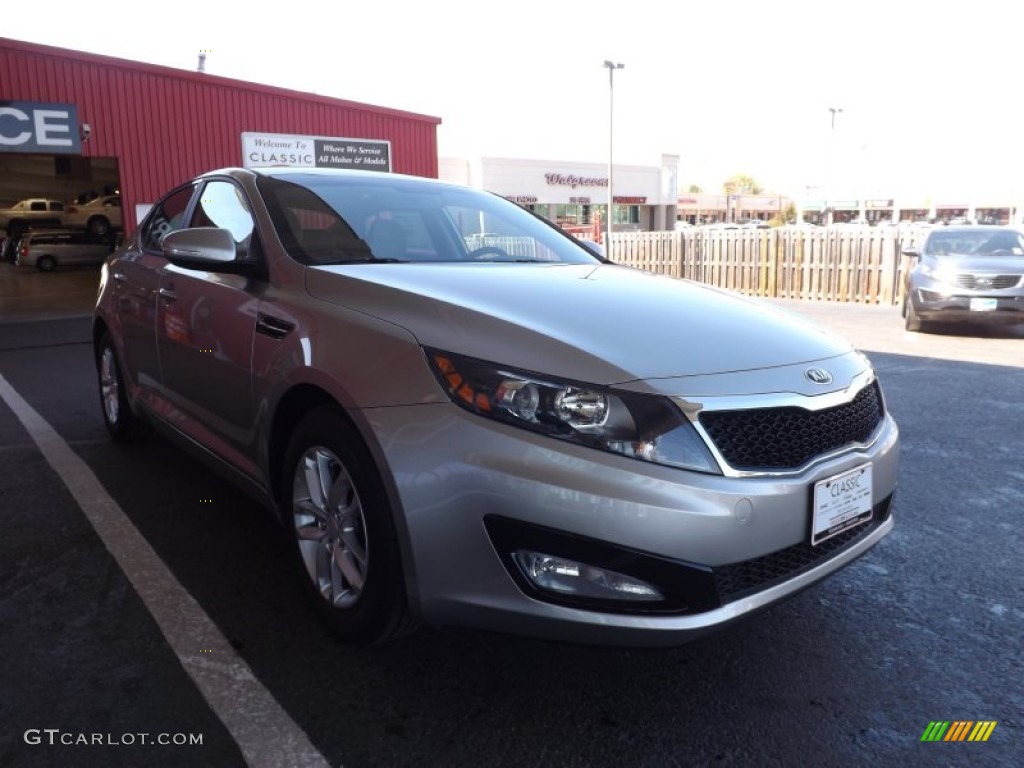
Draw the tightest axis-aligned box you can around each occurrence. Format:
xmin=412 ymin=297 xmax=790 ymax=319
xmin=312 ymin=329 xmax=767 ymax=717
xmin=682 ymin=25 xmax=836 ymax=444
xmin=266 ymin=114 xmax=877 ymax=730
xmin=513 ymin=550 xmax=663 ymax=602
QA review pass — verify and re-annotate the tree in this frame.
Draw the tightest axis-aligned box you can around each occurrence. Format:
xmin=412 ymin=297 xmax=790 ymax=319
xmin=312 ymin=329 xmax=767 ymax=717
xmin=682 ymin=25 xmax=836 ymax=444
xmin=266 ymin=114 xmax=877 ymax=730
xmin=723 ymin=174 xmax=763 ymax=195
xmin=769 ymin=203 xmax=797 ymax=227
xmin=687 ymin=184 xmax=703 ymax=193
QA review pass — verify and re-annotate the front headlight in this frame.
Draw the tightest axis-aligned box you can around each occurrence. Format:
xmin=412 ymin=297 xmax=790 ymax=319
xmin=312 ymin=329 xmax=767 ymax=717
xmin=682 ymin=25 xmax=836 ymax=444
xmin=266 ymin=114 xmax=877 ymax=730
xmin=919 ymin=262 xmax=956 ymax=284
xmin=426 ymin=349 xmax=720 ymax=474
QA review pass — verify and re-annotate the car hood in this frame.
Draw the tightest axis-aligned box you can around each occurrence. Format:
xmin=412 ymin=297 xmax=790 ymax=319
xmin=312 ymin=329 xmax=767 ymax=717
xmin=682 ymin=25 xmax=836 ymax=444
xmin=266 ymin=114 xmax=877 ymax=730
xmin=305 ymin=263 xmax=854 ymax=391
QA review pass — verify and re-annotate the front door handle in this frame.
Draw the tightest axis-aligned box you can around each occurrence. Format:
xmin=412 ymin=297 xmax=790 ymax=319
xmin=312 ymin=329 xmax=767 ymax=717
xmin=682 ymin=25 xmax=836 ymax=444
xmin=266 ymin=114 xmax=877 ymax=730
xmin=158 ymin=286 xmax=178 ymax=302
xmin=256 ymin=312 xmax=295 ymax=339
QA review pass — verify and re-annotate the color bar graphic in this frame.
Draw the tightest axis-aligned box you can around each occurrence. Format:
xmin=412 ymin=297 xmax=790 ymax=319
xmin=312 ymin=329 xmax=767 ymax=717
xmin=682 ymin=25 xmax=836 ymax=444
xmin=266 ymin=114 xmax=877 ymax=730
xmin=967 ymin=721 xmax=997 ymax=742
xmin=920 ymin=721 xmax=949 ymax=742
xmin=920 ymin=721 xmax=996 ymax=742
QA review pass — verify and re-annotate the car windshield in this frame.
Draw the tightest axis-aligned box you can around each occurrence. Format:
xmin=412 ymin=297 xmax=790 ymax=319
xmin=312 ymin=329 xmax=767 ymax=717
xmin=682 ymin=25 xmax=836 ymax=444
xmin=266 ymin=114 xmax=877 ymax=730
xmin=256 ymin=172 xmax=601 ymax=266
xmin=923 ymin=229 xmax=1024 ymax=257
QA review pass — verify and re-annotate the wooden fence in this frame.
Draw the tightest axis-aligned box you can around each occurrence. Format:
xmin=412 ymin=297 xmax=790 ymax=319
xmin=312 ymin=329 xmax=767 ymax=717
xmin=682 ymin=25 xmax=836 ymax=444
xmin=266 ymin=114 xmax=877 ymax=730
xmin=608 ymin=228 xmax=932 ymax=305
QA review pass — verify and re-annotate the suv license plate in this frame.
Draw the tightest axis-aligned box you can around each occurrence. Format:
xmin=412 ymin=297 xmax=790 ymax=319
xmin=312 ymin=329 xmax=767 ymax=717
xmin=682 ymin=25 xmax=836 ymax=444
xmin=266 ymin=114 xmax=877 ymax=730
xmin=812 ymin=465 xmax=873 ymax=545
xmin=970 ymin=298 xmax=998 ymax=311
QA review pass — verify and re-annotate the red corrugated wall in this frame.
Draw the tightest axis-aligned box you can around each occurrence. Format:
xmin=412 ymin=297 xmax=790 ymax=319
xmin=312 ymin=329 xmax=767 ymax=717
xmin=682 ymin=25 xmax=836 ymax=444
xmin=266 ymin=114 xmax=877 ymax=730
xmin=1 ymin=37 xmax=441 ymax=229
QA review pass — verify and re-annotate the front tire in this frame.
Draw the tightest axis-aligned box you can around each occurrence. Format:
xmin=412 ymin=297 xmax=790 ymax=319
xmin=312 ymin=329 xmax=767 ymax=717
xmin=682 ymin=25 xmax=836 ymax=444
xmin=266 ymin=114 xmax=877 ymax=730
xmin=97 ymin=332 xmax=146 ymax=441
xmin=281 ymin=406 xmax=416 ymax=644
xmin=36 ymin=255 xmax=57 ymax=272
xmin=88 ymin=216 xmax=111 ymax=237
xmin=904 ymin=297 xmax=924 ymax=332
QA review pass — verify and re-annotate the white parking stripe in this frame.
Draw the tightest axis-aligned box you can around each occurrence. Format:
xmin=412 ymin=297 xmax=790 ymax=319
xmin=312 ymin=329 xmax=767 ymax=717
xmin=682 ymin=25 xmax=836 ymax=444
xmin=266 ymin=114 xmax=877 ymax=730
xmin=0 ymin=374 xmax=332 ymax=768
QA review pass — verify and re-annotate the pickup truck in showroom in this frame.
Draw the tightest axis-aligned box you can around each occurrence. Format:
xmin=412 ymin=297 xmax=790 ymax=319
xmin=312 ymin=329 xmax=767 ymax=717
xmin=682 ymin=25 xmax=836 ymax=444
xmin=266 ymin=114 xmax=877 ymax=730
xmin=0 ymin=198 xmax=66 ymax=235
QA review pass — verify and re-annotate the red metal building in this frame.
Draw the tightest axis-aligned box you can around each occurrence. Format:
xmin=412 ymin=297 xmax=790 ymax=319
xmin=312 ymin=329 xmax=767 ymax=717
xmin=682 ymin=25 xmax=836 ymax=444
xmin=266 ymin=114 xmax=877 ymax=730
xmin=0 ymin=37 xmax=441 ymax=231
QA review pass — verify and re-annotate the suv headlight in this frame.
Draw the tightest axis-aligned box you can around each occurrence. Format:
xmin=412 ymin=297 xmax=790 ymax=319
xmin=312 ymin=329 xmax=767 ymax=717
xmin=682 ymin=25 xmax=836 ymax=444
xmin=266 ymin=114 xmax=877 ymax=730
xmin=427 ymin=349 xmax=720 ymax=474
xmin=919 ymin=263 xmax=956 ymax=283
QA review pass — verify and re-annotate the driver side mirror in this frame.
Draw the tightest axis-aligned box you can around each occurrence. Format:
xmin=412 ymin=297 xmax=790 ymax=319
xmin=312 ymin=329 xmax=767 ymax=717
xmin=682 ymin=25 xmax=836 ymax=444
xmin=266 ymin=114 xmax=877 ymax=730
xmin=162 ymin=227 xmax=260 ymax=276
xmin=901 ymin=246 xmax=920 ymax=259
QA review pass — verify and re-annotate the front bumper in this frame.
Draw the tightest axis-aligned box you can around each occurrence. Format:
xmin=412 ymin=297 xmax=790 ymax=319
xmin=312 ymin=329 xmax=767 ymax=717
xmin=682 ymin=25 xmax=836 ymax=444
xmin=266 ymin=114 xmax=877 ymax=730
xmin=366 ymin=400 xmax=900 ymax=646
xmin=910 ymin=285 xmax=1024 ymax=324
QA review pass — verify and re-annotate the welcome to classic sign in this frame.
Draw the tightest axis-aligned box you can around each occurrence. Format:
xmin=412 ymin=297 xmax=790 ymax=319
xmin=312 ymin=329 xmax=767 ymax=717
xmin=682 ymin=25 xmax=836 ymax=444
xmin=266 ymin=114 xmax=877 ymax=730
xmin=241 ymin=132 xmax=391 ymax=172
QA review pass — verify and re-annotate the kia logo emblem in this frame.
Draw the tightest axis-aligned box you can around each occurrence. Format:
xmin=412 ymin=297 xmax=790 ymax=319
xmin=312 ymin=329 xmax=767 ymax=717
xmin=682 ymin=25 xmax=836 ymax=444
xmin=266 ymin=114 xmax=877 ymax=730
xmin=804 ymin=368 xmax=833 ymax=385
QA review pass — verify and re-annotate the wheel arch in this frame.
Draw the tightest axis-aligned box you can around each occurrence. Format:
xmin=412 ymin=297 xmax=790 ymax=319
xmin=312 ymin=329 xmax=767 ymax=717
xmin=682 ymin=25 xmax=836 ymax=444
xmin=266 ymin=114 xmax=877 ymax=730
xmin=92 ymin=317 xmax=110 ymax=364
xmin=266 ymin=382 xmax=422 ymax=610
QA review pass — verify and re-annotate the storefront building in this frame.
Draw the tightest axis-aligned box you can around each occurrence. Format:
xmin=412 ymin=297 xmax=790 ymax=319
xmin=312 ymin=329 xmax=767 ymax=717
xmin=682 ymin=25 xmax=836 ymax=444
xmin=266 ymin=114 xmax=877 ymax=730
xmin=688 ymin=194 xmax=1019 ymax=226
xmin=677 ymin=193 xmax=789 ymax=224
xmin=1 ymin=37 xmax=440 ymax=237
xmin=441 ymin=155 xmax=679 ymax=238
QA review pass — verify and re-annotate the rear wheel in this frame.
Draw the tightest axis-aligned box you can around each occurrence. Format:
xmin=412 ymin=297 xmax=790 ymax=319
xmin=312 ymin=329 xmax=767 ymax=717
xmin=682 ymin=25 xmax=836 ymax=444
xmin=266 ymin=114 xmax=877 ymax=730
xmin=36 ymin=255 xmax=56 ymax=272
xmin=97 ymin=332 xmax=146 ymax=441
xmin=281 ymin=406 xmax=416 ymax=644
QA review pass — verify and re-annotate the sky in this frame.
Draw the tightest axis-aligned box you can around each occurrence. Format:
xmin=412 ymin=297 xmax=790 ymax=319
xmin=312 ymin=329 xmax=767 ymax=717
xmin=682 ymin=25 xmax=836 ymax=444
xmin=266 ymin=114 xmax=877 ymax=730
xmin=6 ymin=0 xmax=1022 ymax=202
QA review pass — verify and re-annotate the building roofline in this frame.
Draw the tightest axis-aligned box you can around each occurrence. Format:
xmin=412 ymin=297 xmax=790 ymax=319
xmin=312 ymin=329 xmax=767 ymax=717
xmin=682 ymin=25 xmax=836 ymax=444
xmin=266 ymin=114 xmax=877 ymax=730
xmin=0 ymin=36 xmax=442 ymax=127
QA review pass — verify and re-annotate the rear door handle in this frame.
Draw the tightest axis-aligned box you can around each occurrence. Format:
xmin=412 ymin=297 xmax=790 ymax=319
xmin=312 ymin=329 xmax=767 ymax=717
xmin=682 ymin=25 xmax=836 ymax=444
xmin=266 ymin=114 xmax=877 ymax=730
xmin=158 ymin=287 xmax=178 ymax=302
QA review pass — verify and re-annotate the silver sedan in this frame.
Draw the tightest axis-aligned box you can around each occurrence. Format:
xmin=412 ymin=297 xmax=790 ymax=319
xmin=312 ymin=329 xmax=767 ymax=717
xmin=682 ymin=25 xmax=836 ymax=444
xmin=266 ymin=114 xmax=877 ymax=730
xmin=93 ymin=167 xmax=900 ymax=646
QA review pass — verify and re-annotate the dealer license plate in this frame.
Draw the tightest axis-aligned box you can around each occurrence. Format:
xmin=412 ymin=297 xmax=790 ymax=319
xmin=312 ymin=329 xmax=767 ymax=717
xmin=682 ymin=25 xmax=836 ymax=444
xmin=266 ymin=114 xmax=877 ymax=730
xmin=970 ymin=298 xmax=998 ymax=312
xmin=812 ymin=464 xmax=873 ymax=545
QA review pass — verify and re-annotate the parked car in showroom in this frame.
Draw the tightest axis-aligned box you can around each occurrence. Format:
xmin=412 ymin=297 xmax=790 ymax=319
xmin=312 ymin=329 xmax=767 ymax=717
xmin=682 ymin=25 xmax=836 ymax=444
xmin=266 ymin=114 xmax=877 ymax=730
xmin=16 ymin=230 xmax=115 ymax=271
xmin=0 ymin=197 xmax=65 ymax=235
xmin=64 ymin=194 xmax=122 ymax=236
xmin=902 ymin=225 xmax=1024 ymax=332
xmin=93 ymin=167 xmax=900 ymax=646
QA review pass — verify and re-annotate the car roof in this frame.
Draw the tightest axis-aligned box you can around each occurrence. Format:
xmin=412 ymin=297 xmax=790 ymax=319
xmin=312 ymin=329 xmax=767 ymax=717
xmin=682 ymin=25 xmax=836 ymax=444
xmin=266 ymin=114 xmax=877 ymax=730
xmin=928 ymin=225 xmax=1021 ymax=235
xmin=201 ymin=166 xmax=459 ymax=188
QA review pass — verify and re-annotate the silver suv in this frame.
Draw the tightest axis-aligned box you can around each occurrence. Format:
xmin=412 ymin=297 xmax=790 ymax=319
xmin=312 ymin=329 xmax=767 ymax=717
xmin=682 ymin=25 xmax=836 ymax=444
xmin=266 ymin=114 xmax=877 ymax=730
xmin=94 ymin=167 xmax=900 ymax=646
xmin=902 ymin=226 xmax=1024 ymax=332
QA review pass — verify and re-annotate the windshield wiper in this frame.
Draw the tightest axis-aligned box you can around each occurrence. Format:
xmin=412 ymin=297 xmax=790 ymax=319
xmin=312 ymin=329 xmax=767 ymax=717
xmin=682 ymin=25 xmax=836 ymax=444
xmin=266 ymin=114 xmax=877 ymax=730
xmin=473 ymin=258 xmax=547 ymax=263
xmin=315 ymin=257 xmax=409 ymax=264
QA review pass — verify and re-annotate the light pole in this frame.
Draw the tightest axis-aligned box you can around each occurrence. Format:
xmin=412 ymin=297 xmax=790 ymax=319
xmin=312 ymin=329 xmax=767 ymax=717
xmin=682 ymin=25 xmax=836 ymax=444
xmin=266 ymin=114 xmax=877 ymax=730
xmin=604 ymin=60 xmax=624 ymax=250
xmin=827 ymin=106 xmax=843 ymax=226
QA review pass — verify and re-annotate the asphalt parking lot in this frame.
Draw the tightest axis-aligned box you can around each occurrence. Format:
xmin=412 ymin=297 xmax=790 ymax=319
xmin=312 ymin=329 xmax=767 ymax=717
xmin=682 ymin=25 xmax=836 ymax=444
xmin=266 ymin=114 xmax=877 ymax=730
xmin=0 ymin=265 xmax=1021 ymax=767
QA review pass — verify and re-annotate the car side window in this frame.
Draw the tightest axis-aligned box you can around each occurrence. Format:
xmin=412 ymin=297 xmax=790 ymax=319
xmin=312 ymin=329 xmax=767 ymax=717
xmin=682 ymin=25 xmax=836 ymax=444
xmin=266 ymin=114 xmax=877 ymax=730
xmin=191 ymin=180 xmax=256 ymax=257
xmin=140 ymin=185 xmax=196 ymax=252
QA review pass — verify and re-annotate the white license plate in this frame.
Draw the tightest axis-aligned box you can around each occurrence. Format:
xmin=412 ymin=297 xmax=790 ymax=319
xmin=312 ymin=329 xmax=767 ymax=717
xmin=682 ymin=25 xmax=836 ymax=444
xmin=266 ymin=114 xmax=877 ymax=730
xmin=812 ymin=464 xmax=873 ymax=545
xmin=970 ymin=298 xmax=998 ymax=312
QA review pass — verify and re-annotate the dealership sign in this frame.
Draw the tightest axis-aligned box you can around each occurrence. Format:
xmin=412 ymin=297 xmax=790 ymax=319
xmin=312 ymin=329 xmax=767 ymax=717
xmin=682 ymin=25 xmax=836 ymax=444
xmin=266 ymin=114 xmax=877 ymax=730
xmin=0 ymin=101 xmax=81 ymax=154
xmin=242 ymin=132 xmax=391 ymax=172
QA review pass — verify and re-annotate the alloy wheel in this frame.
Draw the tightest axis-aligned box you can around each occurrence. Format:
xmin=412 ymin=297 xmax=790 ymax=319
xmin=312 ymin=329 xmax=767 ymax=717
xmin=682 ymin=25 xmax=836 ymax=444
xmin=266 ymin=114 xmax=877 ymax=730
xmin=292 ymin=446 xmax=369 ymax=609
xmin=100 ymin=346 xmax=120 ymax=425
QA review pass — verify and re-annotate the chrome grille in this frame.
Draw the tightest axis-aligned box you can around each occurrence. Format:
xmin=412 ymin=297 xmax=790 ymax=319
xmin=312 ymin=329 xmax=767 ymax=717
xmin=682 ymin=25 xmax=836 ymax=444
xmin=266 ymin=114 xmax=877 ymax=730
xmin=953 ymin=273 xmax=1021 ymax=290
xmin=699 ymin=381 xmax=884 ymax=471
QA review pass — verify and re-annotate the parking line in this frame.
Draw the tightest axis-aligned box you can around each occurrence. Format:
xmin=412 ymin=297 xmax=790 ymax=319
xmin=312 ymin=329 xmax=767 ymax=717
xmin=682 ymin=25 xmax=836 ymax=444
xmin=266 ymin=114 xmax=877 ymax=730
xmin=0 ymin=374 xmax=331 ymax=768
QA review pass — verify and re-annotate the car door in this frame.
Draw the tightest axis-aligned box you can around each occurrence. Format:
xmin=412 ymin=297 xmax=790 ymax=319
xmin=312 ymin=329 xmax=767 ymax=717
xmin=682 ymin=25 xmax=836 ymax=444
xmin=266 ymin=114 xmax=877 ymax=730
xmin=155 ymin=178 xmax=262 ymax=479
xmin=113 ymin=183 xmax=197 ymax=404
